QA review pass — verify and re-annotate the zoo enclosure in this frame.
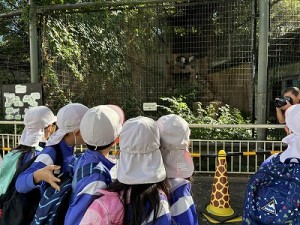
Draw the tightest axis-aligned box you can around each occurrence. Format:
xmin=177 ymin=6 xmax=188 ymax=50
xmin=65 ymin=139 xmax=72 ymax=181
xmin=1 ymin=0 xmax=300 ymax=121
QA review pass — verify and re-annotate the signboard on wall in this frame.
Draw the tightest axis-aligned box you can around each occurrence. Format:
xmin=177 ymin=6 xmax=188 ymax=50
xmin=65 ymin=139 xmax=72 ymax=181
xmin=2 ymin=83 xmax=43 ymax=120
xmin=143 ymin=102 xmax=157 ymax=111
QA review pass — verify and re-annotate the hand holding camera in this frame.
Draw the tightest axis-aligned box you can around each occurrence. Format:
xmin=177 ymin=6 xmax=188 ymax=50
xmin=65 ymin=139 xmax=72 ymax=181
xmin=274 ymin=96 xmax=293 ymax=108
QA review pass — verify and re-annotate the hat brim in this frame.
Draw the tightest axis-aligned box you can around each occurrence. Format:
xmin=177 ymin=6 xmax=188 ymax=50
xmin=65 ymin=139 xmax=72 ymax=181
xmin=161 ymin=149 xmax=194 ymax=178
xmin=118 ymin=149 xmax=166 ymax=184
xmin=20 ymin=127 xmax=44 ymax=147
xmin=46 ymin=129 xmax=67 ymax=146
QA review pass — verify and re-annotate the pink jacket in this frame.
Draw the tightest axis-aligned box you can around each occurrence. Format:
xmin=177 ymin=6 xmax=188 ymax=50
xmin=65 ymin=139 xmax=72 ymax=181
xmin=79 ymin=189 xmax=124 ymax=225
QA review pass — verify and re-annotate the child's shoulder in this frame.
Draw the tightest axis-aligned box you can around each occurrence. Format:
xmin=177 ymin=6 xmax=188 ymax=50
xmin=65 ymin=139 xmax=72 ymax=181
xmin=169 ymin=177 xmax=190 ymax=190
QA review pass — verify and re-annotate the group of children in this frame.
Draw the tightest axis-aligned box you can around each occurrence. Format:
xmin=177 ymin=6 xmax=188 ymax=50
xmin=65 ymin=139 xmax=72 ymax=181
xmin=0 ymin=103 xmax=199 ymax=225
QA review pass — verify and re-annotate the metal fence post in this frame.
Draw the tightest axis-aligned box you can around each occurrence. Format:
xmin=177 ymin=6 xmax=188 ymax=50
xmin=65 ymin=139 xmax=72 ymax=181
xmin=29 ymin=0 xmax=39 ymax=84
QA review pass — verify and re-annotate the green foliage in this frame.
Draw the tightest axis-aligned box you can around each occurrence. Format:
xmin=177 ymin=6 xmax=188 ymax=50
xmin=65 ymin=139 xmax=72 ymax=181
xmin=158 ymin=96 xmax=253 ymax=140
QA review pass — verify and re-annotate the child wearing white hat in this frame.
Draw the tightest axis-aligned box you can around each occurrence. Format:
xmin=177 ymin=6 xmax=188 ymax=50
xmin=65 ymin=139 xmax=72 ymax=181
xmin=64 ymin=105 xmax=123 ymax=225
xmin=157 ymin=114 xmax=198 ymax=225
xmin=80 ymin=116 xmax=172 ymax=225
xmin=261 ymin=104 xmax=300 ymax=167
xmin=15 ymin=103 xmax=88 ymax=193
xmin=0 ymin=106 xmax=57 ymax=195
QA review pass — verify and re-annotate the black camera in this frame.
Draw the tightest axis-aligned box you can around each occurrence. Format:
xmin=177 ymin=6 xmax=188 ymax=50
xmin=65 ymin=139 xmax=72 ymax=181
xmin=274 ymin=96 xmax=293 ymax=108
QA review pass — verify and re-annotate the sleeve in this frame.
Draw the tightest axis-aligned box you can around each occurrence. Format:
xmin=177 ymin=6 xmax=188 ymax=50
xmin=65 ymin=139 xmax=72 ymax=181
xmin=169 ymin=183 xmax=198 ymax=225
xmin=15 ymin=147 xmax=56 ymax=193
xmin=152 ymin=196 xmax=173 ymax=225
xmin=64 ymin=172 xmax=110 ymax=225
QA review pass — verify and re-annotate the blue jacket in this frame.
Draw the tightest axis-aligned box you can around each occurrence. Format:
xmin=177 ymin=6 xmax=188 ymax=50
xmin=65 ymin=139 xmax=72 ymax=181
xmin=144 ymin=191 xmax=173 ymax=225
xmin=15 ymin=140 xmax=74 ymax=193
xmin=64 ymin=149 xmax=114 ymax=225
xmin=169 ymin=178 xmax=198 ymax=225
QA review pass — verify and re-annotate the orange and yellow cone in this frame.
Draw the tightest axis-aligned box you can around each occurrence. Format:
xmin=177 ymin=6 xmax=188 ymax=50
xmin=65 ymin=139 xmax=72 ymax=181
xmin=201 ymin=150 xmax=242 ymax=224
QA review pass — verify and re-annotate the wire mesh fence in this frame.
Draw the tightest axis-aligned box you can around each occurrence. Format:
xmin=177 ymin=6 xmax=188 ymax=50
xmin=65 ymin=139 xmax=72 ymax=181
xmin=0 ymin=0 xmax=300 ymax=123
xmin=37 ymin=0 xmax=255 ymax=120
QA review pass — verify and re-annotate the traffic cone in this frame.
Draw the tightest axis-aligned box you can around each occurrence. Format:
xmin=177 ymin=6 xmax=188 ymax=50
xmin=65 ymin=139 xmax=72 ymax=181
xmin=201 ymin=150 xmax=242 ymax=223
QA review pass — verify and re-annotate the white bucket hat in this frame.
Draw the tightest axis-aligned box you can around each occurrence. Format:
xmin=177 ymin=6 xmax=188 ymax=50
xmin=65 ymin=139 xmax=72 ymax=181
xmin=118 ymin=116 xmax=166 ymax=184
xmin=107 ymin=105 xmax=125 ymax=124
xmin=46 ymin=103 xmax=89 ymax=146
xmin=157 ymin=114 xmax=194 ymax=178
xmin=20 ymin=106 xmax=56 ymax=147
xmin=80 ymin=105 xmax=123 ymax=148
xmin=280 ymin=104 xmax=300 ymax=162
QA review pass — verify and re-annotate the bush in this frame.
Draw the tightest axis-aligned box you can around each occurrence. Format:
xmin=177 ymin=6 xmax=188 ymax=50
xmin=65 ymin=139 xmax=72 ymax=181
xmin=158 ymin=96 xmax=252 ymax=140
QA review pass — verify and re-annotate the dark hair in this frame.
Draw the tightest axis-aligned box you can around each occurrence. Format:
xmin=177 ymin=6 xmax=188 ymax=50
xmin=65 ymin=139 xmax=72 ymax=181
xmin=14 ymin=145 xmax=36 ymax=152
xmin=283 ymin=86 xmax=299 ymax=96
xmin=107 ymin=179 xmax=170 ymax=225
xmin=86 ymin=142 xmax=114 ymax=151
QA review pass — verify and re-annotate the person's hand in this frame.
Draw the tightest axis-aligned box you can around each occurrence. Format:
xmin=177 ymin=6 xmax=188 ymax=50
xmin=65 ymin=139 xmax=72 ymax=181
xmin=33 ymin=165 xmax=61 ymax=190
xmin=275 ymin=97 xmax=292 ymax=110
xmin=281 ymin=100 xmax=292 ymax=110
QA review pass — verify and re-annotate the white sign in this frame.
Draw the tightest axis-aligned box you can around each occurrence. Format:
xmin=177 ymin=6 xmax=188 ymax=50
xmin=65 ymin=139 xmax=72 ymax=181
xmin=143 ymin=102 xmax=157 ymax=111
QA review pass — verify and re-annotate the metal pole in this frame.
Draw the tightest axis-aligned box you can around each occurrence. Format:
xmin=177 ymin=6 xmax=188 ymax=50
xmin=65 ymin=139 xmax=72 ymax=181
xmin=29 ymin=0 xmax=39 ymax=83
xmin=257 ymin=0 xmax=269 ymax=140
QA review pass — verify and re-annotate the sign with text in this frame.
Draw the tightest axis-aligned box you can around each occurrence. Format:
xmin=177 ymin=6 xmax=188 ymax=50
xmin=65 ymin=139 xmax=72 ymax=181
xmin=143 ymin=102 xmax=157 ymax=111
xmin=2 ymin=83 xmax=43 ymax=120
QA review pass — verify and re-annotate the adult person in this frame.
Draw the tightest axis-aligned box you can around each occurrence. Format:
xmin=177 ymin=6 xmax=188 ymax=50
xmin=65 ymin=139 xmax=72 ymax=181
xmin=275 ymin=86 xmax=300 ymax=124
xmin=15 ymin=103 xmax=88 ymax=193
xmin=157 ymin=114 xmax=198 ymax=225
xmin=80 ymin=116 xmax=172 ymax=225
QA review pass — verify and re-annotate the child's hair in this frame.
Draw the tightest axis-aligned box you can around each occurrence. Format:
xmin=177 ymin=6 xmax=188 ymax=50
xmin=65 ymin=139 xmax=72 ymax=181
xmin=86 ymin=142 xmax=114 ymax=151
xmin=14 ymin=145 xmax=35 ymax=151
xmin=107 ymin=179 xmax=170 ymax=225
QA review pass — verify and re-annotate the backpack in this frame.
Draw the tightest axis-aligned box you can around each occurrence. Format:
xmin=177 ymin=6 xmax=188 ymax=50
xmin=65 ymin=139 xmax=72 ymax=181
xmin=80 ymin=189 xmax=125 ymax=225
xmin=0 ymin=150 xmax=24 ymax=195
xmin=31 ymin=162 xmax=105 ymax=225
xmin=0 ymin=145 xmax=63 ymax=225
xmin=242 ymin=153 xmax=300 ymax=225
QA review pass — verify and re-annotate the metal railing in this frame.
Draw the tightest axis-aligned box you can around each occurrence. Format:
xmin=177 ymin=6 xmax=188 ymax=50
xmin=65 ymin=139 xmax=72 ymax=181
xmin=0 ymin=121 xmax=286 ymax=174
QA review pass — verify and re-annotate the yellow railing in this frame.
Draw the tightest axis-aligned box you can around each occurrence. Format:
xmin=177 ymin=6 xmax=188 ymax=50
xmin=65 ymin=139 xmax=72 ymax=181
xmin=1 ymin=121 xmax=286 ymax=174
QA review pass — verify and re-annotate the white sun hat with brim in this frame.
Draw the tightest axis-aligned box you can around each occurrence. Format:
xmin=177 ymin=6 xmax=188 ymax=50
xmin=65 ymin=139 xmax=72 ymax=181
xmin=80 ymin=105 xmax=123 ymax=148
xmin=107 ymin=105 xmax=125 ymax=124
xmin=117 ymin=116 xmax=166 ymax=185
xmin=280 ymin=104 xmax=300 ymax=162
xmin=157 ymin=114 xmax=194 ymax=179
xmin=46 ymin=103 xmax=89 ymax=146
xmin=20 ymin=106 xmax=56 ymax=147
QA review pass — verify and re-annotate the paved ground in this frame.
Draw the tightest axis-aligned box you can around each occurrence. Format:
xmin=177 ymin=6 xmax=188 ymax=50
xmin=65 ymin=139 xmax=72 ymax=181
xmin=192 ymin=174 xmax=251 ymax=225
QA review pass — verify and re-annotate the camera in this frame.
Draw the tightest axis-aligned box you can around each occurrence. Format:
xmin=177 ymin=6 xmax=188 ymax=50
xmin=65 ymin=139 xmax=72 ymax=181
xmin=274 ymin=96 xmax=293 ymax=108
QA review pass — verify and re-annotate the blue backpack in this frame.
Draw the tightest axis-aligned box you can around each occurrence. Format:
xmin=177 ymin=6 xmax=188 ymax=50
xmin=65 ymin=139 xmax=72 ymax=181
xmin=243 ymin=153 xmax=300 ymax=225
xmin=31 ymin=162 xmax=105 ymax=225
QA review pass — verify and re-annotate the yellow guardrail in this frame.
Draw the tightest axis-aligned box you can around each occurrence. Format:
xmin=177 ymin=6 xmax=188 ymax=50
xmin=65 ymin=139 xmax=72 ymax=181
xmin=1 ymin=121 xmax=286 ymax=174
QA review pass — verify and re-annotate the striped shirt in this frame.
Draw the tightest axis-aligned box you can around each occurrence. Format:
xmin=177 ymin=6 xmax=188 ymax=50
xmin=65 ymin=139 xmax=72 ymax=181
xmin=169 ymin=178 xmax=198 ymax=225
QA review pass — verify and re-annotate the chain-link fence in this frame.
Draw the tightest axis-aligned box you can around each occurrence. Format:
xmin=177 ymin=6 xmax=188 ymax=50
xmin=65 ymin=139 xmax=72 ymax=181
xmin=38 ymin=0 xmax=254 ymax=120
xmin=0 ymin=0 xmax=300 ymax=122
